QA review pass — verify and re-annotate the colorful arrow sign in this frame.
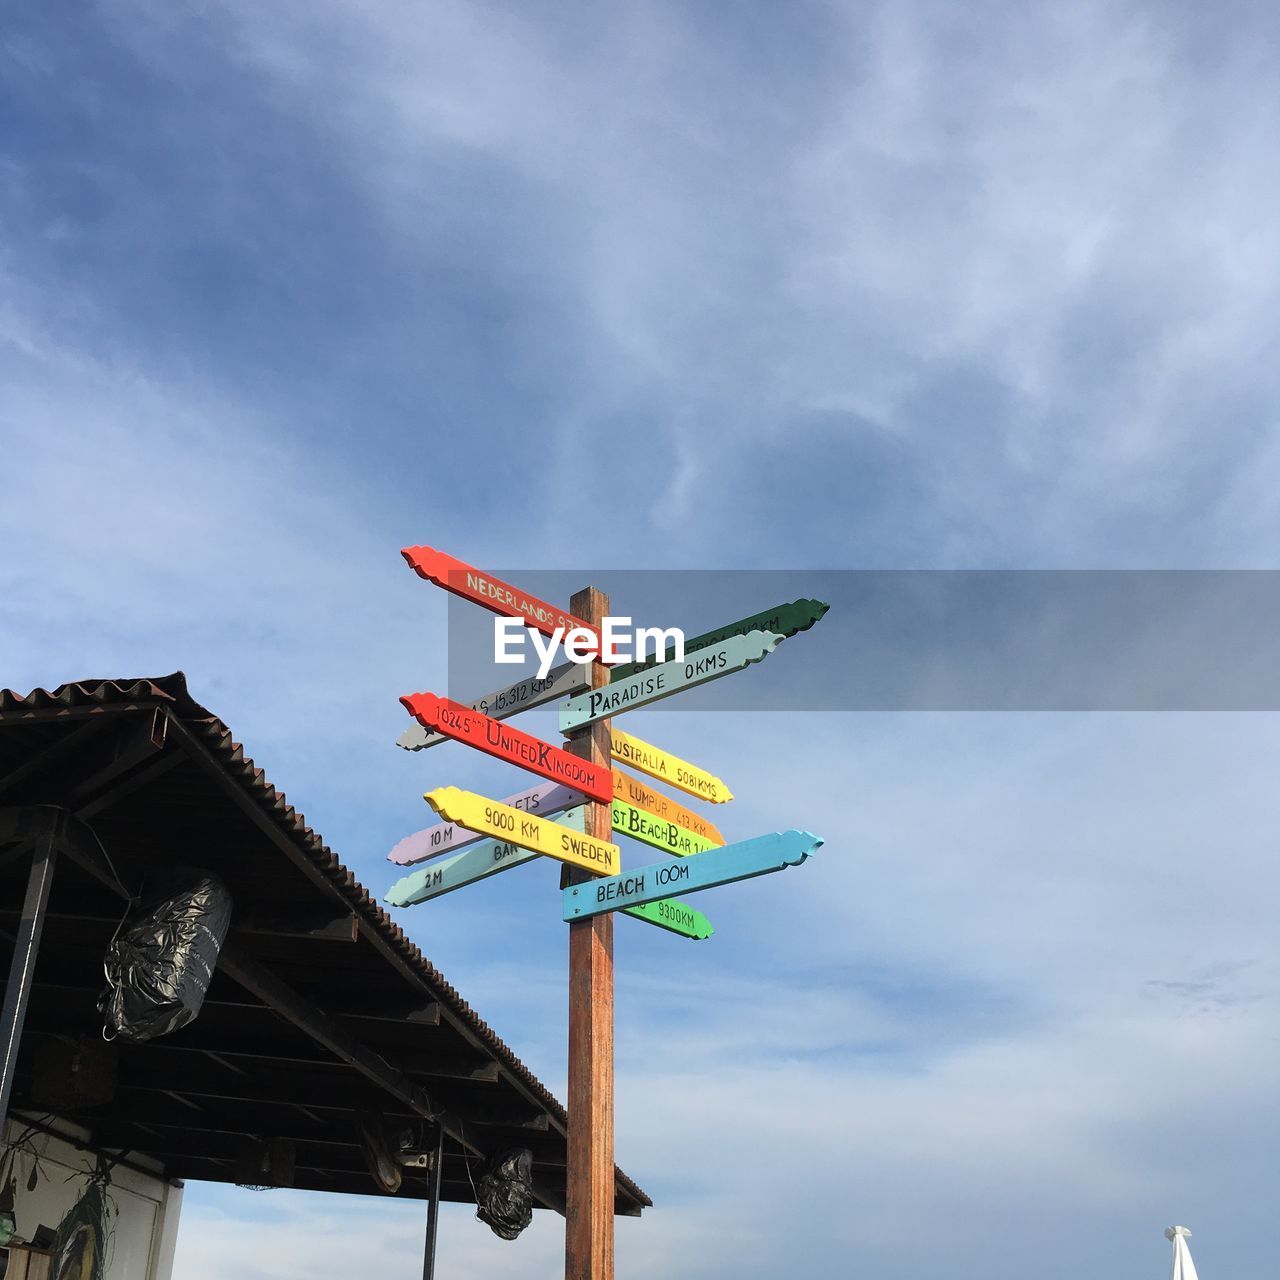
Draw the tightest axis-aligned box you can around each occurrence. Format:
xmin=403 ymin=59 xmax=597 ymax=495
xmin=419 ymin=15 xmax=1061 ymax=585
xmin=398 ymin=661 xmax=589 ymax=751
xmin=387 ymin=807 xmax=588 ymax=904
xmin=609 ymin=598 xmax=830 ymax=681
xmin=610 ymin=729 xmax=733 ymax=805
xmin=426 ymin=786 xmax=621 ymax=876
xmin=623 ymin=898 xmax=714 ymax=940
xmin=388 ymin=780 xmax=583 ymax=866
xmin=391 ymin=773 xmax=725 ymax=867
xmin=611 ymin=798 xmax=719 ymax=857
xmin=402 ymin=545 xmax=600 ymax=647
xmin=563 ymin=829 xmax=821 ymax=921
xmin=559 ymin=630 xmax=783 ymax=731
xmin=612 ymin=770 xmax=725 ymax=843
xmin=402 ymin=693 xmax=613 ymax=804
xmin=385 ymin=808 xmax=712 ymax=940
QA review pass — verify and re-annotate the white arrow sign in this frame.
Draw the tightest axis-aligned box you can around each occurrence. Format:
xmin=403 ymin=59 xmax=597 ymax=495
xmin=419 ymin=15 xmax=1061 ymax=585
xmin=559 ymin=630 xmax=783 ymax=730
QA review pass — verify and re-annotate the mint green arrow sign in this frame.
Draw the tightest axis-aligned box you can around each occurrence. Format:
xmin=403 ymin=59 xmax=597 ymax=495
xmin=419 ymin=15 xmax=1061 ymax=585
xmin=611 ymin=798 xmax=719 ymax=857
xmin=385 ymin=806 xmax=714 ymax=941
xmin=563 ymin=829 xmax=822 ymax=921
xmin=559 ymin=629 xmax=783 ymax=731
xmin=609 ymin=598 xmax=829 ymax=681
xmin=385 ymin=806 xmax=586 ymax=906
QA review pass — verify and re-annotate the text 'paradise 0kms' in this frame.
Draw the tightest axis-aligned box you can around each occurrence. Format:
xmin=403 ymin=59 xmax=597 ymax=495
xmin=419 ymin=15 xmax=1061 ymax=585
xmin=559 ymin=630 xmax=782 ymax=730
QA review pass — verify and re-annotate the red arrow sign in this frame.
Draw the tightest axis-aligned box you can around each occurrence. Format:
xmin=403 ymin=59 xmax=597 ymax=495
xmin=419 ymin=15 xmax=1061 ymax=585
xmin=400 ymin=693 xmax=613 ymax=804
xmin=402 ymin=545 xmax=600 ymax=647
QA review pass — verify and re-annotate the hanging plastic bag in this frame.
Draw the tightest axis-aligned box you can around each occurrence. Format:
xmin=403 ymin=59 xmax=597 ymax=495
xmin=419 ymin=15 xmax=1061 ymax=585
xmin=100 ymin=871 xmax=233 ymax=1042
xmin=475 ymin=1148 xmax=534 ymax=1240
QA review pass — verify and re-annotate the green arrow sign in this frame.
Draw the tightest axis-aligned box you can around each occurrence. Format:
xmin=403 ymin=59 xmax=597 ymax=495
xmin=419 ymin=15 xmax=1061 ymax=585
xmin=623 ymin=898 xmax=714 ymax=940
xmin=609 ymin=598 xmax=829 ymax=681
xmin=611 ymin=798 xmax=719 ymax=857
xmin=559 ymin=630 xmax=783 ymax=731
xmin=563 ymin=829 xmax=822 ymax=921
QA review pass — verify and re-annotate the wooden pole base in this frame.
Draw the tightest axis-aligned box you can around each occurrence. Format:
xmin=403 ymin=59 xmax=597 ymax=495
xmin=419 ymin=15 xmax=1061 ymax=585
xmin=564 ymin=586 xmax=615 ymax=1280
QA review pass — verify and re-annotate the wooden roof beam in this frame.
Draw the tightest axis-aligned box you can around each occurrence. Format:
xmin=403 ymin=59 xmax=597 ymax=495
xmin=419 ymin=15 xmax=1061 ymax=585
xmin=214 ymin=941 xmax=560 ymax=1208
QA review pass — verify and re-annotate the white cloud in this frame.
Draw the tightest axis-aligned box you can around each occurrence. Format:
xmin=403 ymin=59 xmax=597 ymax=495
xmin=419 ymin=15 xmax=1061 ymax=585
xmin=5 ymin=3 xmax=1278 ymax=1277
xmin=145 ymin=0 xmax=1279 ymax=563
xmin=170 ymin=1192 xmax=567 ymax=1280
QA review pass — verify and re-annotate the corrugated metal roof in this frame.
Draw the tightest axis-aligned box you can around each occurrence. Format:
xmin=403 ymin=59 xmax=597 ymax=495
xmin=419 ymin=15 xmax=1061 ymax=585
xmin=0 ymin=673 xmax=650 ymax=1210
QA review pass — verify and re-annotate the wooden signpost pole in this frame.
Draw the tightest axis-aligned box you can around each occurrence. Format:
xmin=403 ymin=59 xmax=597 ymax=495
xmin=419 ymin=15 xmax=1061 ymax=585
xmin=563 ymin=586 xmax=614 ymax=1280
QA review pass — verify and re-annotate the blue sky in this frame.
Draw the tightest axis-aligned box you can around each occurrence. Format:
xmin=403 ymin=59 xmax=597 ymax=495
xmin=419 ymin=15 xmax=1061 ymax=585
xmin=3 ymin=2 xmax=1278 ymax=1277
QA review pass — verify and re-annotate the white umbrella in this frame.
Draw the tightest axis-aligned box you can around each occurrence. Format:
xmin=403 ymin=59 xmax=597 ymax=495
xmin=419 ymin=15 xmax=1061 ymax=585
xmin=1166 ymin=1226 xmax=1199 ymax=1280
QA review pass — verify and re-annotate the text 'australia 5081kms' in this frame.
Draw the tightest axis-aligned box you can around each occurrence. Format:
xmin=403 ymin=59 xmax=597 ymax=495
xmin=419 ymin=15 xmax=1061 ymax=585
xmin=610 ymin=728 xmax=733 ymax=805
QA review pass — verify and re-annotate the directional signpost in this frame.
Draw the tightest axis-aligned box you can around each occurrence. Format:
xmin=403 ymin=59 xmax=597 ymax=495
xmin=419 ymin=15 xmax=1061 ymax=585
xmin=385 ymin=546 xmax=831 ymax=1280
xmin=388 ymin=780 xmax=583 ymax=866
xmin=425 ymin=786 xmax=621 ymax=877
xmin=610 ymin=728 xmax=734 ymax=804
xmin=559 ymin=630 xmax=783 ymax=731
xmin=385 ymin=814 xmax=713 ymax=941
xmin=563 ymin=830 xmax=822 ymax=921
xmin=402 ymin=692 xmax=613 ymax=804
xmin=398 ymin=661 xmax=589 ymax=751
xmin=609 ymin=597 xmax=830 ymax=681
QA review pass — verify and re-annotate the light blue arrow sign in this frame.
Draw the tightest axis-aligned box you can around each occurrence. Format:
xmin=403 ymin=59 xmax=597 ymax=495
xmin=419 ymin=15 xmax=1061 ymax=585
xmin=558 ymin=630 xmax=784 ymax=731
xmin=562 ymin=829 xmax=823 ymax=921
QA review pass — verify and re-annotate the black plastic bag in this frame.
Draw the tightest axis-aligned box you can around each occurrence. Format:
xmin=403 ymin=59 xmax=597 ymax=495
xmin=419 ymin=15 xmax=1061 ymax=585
xmin=100 ymin=871 xmax=233 ymax=1042
xmin=475 ymin=1148 xmax=534 ymax=1240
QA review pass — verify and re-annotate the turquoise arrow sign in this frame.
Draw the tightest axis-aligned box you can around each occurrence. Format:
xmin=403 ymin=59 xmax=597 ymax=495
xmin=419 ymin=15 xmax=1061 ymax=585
xmin=558 ymin=629 xmax=784 ymax=731
xmin=562 ymin=829 xmax=822 ymax=921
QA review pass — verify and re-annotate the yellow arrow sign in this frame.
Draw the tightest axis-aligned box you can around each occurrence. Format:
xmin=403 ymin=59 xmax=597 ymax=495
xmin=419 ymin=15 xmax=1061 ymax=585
xmin=424 ymin=786 xmax=621 ymax=877
xmin=612 ymin=770 xmax=726 ymax=844
xmin=609 ymin=729 xmax=733 ymax=805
